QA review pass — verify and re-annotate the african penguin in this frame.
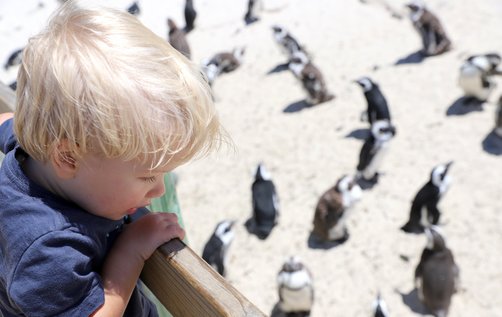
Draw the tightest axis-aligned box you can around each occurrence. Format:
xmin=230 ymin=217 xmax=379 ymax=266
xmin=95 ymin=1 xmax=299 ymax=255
xmin=202 ymin=47 xmax=245 ymax=86
xmin=355 ymin=77 xmax=392 ymax=125
xmin=202 ymin=220 xmax=235 ymax=277
xmin=356 ymin=120 xmax=396 ymax=184
xmin=127 ymin=1 xmax=140 ymax=16
xmin=312 ymin=175 xmax=362 ymax=243
xmin=167 ymin=18 xmax=191 ymax=59
xmin=4 ymin=48 xmax=23 ymax=70
xmin=415 ymin=226 xmax=459 ymax=317
xmin=496 ymin=95 xmax=502 ymax=138
xmin=288 ymin=51 xmax=335 ymax=105
xmin=277 ymin=256 xmax=314 ymax=316
xmin=406 ymin=0 xmax=452 ymax=56
xmin=250 ymin=163 xmax=279 ymax=239
xmin=401 ymin=161 xmax=453 ymax=234
xmin=372 ymin=293 xmax=390 ymax=317
xmin=272 ymin=25 xmax=307 ymax=59
xmin=458 ymin=53 xmax=502 ymax=103
xmin=184 ymin=0 xmax=196 ymax=33
xmin=244 ymin=0 xmax=261 ymax=25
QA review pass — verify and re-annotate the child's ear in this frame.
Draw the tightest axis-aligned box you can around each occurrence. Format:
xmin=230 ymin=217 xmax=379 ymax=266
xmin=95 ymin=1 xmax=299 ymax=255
xmin=51 ymin=141 xmax=78 ymax=179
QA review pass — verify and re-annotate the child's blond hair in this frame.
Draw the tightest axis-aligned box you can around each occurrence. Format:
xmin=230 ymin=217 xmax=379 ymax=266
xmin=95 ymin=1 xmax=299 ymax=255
xmin=15 ymin=0 xmax=222 ymax=169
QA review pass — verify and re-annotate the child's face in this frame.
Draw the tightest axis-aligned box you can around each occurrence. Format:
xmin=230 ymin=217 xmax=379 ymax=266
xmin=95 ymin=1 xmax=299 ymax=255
xmin=68 ymin=153 xmax=178 ymax=220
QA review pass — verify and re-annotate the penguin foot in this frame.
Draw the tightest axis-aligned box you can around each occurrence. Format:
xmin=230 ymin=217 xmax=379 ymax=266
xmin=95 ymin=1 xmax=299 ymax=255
xmin=244 ymin=15 xmax=260 ymax=25
xmin=400 ymin=223 xmax=424 ymax=234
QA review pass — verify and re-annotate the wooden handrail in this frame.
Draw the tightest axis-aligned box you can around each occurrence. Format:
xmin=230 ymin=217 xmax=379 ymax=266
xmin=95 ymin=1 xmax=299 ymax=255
xmin=0 ymin=82 xmax=267 ymax=317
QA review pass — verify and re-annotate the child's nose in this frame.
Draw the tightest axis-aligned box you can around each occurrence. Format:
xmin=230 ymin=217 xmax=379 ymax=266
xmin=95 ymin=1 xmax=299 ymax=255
xmin=146 ymin=177 xmax=166 ymax=198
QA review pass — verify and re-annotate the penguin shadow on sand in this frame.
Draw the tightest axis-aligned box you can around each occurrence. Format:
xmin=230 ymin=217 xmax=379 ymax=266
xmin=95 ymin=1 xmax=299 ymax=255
xmin=267 ymin=62 xmax=290 ymax=75
xmin=345 ymin=128 xmax=370 ymax=141
xmin=396 ymin=288 xmax=430 ymax=315
xmin=394 ymin=50 xmax=427 ymax=65
xmin=446 ymin=96 xmax=484 ymax=116
xmin=482 ymin=130 xmax=502 ymax=155
xmin=283 ymin=99 xmax=313 ymax=113
xmin=307 ymin=232 xmax=347 ymax=249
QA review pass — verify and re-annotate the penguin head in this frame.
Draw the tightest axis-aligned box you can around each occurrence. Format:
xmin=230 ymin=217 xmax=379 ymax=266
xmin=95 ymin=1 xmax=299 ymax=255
xmin=371 ymin=120 xmax=396 ymax=141
xmin=424 ymin=225 xmax=447 ymax=251
xmin=167 ymin=18 xmax=178 ymax=31
xmin=277 ymin=256 xmax=312 ymax=289
xmin=232 ymin=47 xmax=246 ymax=64
xmin=406 ymin=0 xmax=425 ymax=12
xmin=202 ymin=63 xmax=220 ymax=86
xmin=289 ymin=50 xmax=309 ymax=66
xmin=431 ymin=161 xmax=453 ymax=188
xmin=255 ymin=163 xmax=272 ymax=181
xmin=372 ymin=293 xmax=390 ymax=317
xmin=335 ymin=175 xmax=363 ymax=204
xmin=486 ymin=53 xmax=502 ymax=69
xmin=272 ymin=25 xmax=286 ymax=37
xmin=214 ymin=220 xmax=236 ymax=246
xmin=355 ymin=77 xmax=375 ymax=92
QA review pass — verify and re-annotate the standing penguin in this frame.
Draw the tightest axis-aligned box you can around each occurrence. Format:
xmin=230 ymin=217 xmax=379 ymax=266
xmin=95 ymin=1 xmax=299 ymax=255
xmin=495 ymin=95 xmax=502 ymax=138
xmin=272 ymin=25 xmax=307 ymax=59
xmin=249 ymin=163 xmax=279 ymax=239
xmin=458 ymin=53 xmax=502 ymax=103
xmin=406 ymin=0 xmax=452 ymax=56
xmin=4 ymin=48 xmax=23 ymax=70
xmin=312 ymin=175 xmax=362 ymax=243
xmin=288 ymin=51 xmax=335 ymax=105
xmin=415 ymin=226 xmax=459 ymax=317
xmin=184 ymin=0 xmax=196 ymax=32
xmin=202 ymin=220 xmax=235 ymax=277
xmin=277 ymin=256 xmax=314 ymax=317
xmin=401 ymin=161 xmax=453 ymax=234
xmin=372 ymin=293 xmax=390 ymax=317
xmin=356 ymin=120 xmax=396 ymax=184
xmin=244 ymin=0 xmax=262 ymax=24
xmin=167 ymin=18 xmax=191 ymax=59
xmin=202 ymin=47 xmax=245 ymax=86
xmin=355 ymin=77 xmax=392 ymax=125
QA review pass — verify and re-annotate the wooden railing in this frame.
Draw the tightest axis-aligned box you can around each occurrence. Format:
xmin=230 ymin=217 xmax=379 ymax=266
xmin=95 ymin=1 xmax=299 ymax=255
xmin=0 ymin=81 xmax=266 ymax=317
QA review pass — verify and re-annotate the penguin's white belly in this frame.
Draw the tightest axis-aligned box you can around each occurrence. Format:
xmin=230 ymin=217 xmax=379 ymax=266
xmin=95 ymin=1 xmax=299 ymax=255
xmin=458 ymin=65 xmax=492 ymax=100
xmin=279 ymin=286 xmax=313 ymax=312
xmin=362 ymin=145 xmax=389 ymax=180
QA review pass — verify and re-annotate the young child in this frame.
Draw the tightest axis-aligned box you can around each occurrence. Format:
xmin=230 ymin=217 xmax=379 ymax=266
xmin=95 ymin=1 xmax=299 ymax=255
xmin=0 ymin=1 xmax=223 ymax=316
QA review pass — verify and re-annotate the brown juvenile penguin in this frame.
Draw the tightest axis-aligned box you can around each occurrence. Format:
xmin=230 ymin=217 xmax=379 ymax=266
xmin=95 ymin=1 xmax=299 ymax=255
xmin=167 ymin=18 xmax=191 ymax=59
xmin=312 ymin=175 xmax=362 ymax=243
xmin=406 ymin=0 xmax=452 ymax=56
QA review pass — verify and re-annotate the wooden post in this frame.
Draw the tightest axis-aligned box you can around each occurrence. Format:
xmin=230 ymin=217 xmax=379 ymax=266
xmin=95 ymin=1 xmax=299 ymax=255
xmin=142 ymin=239 xmax=267 ymax=317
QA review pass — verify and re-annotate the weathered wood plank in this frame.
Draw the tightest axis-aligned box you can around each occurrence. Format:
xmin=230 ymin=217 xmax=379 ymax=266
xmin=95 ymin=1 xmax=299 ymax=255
xmin=142 ymin=239 xmax=267 ymax=317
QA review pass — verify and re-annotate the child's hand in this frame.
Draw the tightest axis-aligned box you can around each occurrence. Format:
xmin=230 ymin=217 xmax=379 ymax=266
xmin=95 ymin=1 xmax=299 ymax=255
xmin=117 ymin=212 xmax=185 ymax=262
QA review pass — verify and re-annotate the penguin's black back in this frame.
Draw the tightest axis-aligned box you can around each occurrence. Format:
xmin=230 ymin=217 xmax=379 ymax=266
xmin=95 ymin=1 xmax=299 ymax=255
xmin=202 ymin=234 xmax=225 ymax=274
xmin=364 ymin=85 xmax=391 ymax=124
xmin=357 ymin=135 xmax=376 ymax=171
xmin=184 ymin=0 xmax=196 ymax=32
xmin=252 ymin=180 xmax=277 ymax=228
xmin=401 ymin=182 xmax=440 ymax=233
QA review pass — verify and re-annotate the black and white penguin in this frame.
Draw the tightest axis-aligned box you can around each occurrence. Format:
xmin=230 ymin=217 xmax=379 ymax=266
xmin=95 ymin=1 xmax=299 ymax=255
xmin=288 ymin=51 xmax=335 ymax=105
xmin=355 ymin=77 xmax=392 ymax=125
xmin=202 ymin=47 xmax=245 ymax=86
xmin=372 ymin=293 xmax=390 ymax=317
xmin=415 ymin=226 xmax=459 ymax=317
xmin=244 ymin=0 xmax=261 ymax=25
xmin=3 ymin=48 xmax=23 ymax=70
xmin=202 ymin=220 xmax=236 ymax=277
xmin=277 ymin=256 xmax=314 ymax=317
xmin=401 ymin=161 xmax=453 ymax=234
xmin=495 ymin=95 xmax=502 ymax=138
xmin=312 ymin=175 xmax=362 ymax=243
xmin=271 ymin=25 xmax=306 ymax=59
xmin=458 ymin=53 xmax=502 ymax=103
xmin=127 ymin=1 xmax=140 ymax=16
xmin=249 ymin=163 xmax=279 ymax=239
xmin=167 ymin=18 xmax=191 ymax=59
xmin=406 ymin=0 xmax=451 ymax=56
xmin=356 ymin=120 xmax=396 ymax=184
xmin=184 ymin=0 xmax=196 ymax=33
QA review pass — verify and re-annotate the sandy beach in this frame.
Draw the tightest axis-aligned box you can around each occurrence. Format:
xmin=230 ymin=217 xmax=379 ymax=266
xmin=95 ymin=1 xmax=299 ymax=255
xmin=1 ymin=0 xmax=502 ymax=316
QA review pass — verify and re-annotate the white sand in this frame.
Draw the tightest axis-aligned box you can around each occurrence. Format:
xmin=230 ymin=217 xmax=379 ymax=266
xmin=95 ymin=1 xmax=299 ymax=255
xmin=2 ymin=0 xmax=502 ymax=316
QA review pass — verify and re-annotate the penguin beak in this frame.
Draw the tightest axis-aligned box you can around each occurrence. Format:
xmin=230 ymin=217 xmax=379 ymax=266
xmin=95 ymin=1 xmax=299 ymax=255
xmin=444 ymin=161 xmax=453 ymax=173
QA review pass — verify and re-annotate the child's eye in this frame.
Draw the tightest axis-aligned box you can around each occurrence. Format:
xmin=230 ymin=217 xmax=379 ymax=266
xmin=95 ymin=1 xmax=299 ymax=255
xmin=141 ymin=176 xmax=157 ymax=183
